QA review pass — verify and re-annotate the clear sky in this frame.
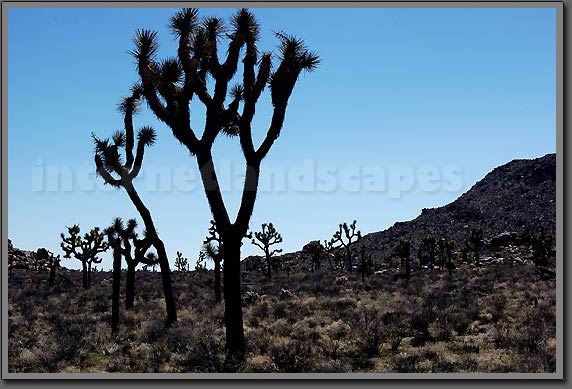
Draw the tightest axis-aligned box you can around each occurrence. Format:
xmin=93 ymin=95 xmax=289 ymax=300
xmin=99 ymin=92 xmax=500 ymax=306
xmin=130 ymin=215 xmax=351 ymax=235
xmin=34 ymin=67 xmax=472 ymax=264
xmin=8 ymin=7 xmax=556 ymax=270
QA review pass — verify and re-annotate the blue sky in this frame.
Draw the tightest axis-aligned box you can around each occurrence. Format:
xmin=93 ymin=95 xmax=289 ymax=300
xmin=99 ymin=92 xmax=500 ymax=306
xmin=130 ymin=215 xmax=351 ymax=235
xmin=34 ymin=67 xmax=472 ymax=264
xmin=8 ymin=7 xmax=556 ymax=270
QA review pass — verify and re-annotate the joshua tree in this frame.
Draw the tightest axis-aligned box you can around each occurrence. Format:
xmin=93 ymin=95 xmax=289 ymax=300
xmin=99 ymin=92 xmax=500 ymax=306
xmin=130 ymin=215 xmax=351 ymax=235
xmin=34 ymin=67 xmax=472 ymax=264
xmin=527 ymin=228 xmax=552 ymax=268
xmin=323 ymin=239 xmax=336 ymax=271
xmin=34 ymin=248 xmax=60 ymax=285
xmin=175 ymin=251 xmax=189 ymax=272
xmin=329 ymin=220 xmax=362 ymax=273
xmin=421 ymin=234 xmax=437 ymax=269
xmin=47 ymin=251 xmax=60 ymax=286
xmin=396 ymin=239 xmax=411 ymax=281
xmin=105 ymin=217 xmax=160 ymax=316
xmin=303 ymin=240 xmax=323 ymax=272
xmin=468 ymin=228 xmax=484 ymax=266
xmin=443 ymin=238 xmax=455 ymax=276
xmin=359 ymin=244 xmax=371 ymax=282
xmin=60 ymin=225 xmax=108 ymax=288
xmin=195 ymin=251 xmax=208 ymax=271
xmin=123 ymin=8 xmax=318 ymax=364
xmin=104 ymin=221 xmax=123 ymax=334
xmin=203 ymin=220 xmax=224 ymax=303
xmin=92 ymin=91 xmax=177 ymax=325
xmin=251 ymin=223 xmax=283 ymax=280
xmin=460 ymin=240 xmax=470 ymax=263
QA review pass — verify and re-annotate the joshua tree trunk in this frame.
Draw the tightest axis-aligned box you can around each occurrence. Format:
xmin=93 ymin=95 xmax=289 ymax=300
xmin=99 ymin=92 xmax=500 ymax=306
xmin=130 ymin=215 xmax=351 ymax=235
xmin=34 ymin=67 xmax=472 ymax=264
xmin=156 ymin=241 xmax=177 ymax=326
xmin=87 ymin=261 xmax=92 ymax=287
xmin=265 ymin=252 xmax=272 ymax=280
xmin=48 ymin=262 xmax=57 ymax=286
xmin=346 ymin=247 xmax=352 ymax=274
xmin=126 ymin=186 xmax=177 ymax=325
xmin=214 ymin=258 xmax=222 ymax=303
xmin=222 ymin=236 xmax=245 ymax=369
xmin=125 ymin=263 xmax=136 ymax=309
xmin=327 ymin=255 xmax=334 ymax=271
xmin=111 ymin=246 xmax=122 ymax=334
xmin=82 ymin=261 xmax=88 ymax=289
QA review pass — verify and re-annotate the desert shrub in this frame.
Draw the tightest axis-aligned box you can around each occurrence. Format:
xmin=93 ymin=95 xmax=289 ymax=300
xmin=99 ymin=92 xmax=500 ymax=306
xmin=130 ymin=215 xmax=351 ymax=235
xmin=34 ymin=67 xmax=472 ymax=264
xmin=392 ymin=352 xmax=425 ymax=373
xmin=410 ymin=307 xmax=434 ymax=346
xmin=178 ymin=320 xmax=224 ymax=372
xmin=247 ymin=299 xmax=273 ymax=328
xmin=354 ymin=306 xmax=385 ymax=357
xmin=487 ymin=294 xmax=507 ymax=322
xmin=141 ymin=316 xmax=166 ymax=344
xmin=268 ymin=338 xmax=315 ymax=372
xmin=272 ymin=300 xmax=289 ymax=319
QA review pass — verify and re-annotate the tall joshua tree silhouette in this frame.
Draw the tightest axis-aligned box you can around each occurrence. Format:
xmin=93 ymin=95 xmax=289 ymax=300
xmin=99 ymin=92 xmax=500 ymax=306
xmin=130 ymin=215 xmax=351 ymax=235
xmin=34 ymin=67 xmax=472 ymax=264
xmin=124 ymin=8 xmax=318 ymax=364
xmin=92 ymin=93 xmax=177 ymax=325
xmin=396 ymin=238 xmax=411 ymax=282
xmin=60 ymin=225 xmax=108 ymax=288
xmin=251 ymin=223 xmax=283 ymax=280
xmin=329 ymin=221 xmax=362 ymax=273
xmin=203 ymin=220 xmax=224 ymax=303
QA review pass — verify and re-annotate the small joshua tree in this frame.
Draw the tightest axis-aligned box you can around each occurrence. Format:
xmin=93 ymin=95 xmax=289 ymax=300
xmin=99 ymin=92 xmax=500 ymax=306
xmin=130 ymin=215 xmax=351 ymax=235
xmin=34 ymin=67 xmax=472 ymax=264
xmin=60 ymin=225 xmax=108 ymax=289
xmin=323 ymin=239 xmax=336 ymax=271
xmin=460 ymin=240 xmax=470 ymax=263
xmin=104 ymin=218 xmax=160 ymax=314
xmin=104 ymin=222 xmax=123 ymax=334
xmin=195 ymin=251 xmax=208 ymax=271
xmin=251 ymin=223 xmax=283 ymax=280
xmin=35 ymin=248 xmax=61 ymax=285
xmin=303 ymin=240 xmax=323 ymax=272
xmin=124 ymin=8 xmax=319 ymax=364
xmin=527 ymin=228 xmax=551 ymax=268
xmin=47 ymin=251 xmax=60 ymax=286
xmin=396 ymin=238 xmax=411 ymax=281
xmin=329 ymin=220 xmax=362 ymax=273
xmin=203 ymin=220 xmax=224 ymax=303
xmin=421 ymin=234 xmax=437 ymax=269
xmin=175 ymin=251 xmax=189 ymax=272
xmin=92 ymin=91 xmax=177 ymax=324
xmin=468 ymin=228 xmax=484 ymax=266
xmin=443 ymin=238 xmax=455 ymax=276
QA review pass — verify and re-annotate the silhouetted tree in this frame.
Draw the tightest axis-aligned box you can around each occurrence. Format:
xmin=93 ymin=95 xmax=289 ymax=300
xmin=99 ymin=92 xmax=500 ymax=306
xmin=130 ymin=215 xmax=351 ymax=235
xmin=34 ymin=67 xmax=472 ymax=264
xmin=359 ymin=244 xmax=371 ymax=282
xmin=396 ymin=239 xmax=411 ymax=281
xmin=527 ymin=228 xmax=552 ymax=269
xmin=323 ymin=240 xmax=336 ymax=271
xmin=60 ymin=225 xmax=108 ymax=289
xmin=33 ymin=248 xmax=60 ymax=286
xmin=251 ymin=223 xmax=283 ymax=280
xmin=195 ymin=251 xmax=208 ymax=271
xmin=47 ymin=251 xmax=60 ymax=286
xmin=92 ymin=90 xmax=177 ymax=325
xmin=468 ymin=228 xmax=484 ymax=266
xmin=203 ymin=220 xmax=224 ymax=303
xmin=303 ymin=240 xmax=323 ymax=272
xmin=329 ymin=221 xmax=362 ymax=273
xmin=460 ymin=240 xmax=470 ymax=263
xmin=124 ymin=7 xmax=318 ymax=365
xmin=175 ymin=251 xmax=189 ymax=272
xmin=104 ymin=220 xmax=123 ymax=334
xmin=421 ymin=234 xmax=437 ymax=269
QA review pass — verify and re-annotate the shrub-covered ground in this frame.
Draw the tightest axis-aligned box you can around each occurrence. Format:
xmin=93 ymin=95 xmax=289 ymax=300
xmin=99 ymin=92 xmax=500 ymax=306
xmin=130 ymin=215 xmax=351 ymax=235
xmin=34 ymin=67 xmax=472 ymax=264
xmin=8 ymin=247 xmax=555 ymax=373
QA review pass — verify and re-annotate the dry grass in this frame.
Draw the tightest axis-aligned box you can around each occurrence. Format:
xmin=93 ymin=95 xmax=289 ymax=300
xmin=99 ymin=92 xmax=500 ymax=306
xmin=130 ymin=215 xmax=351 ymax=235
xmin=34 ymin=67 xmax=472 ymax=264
xmin=8 ymin=255 xmax=556 ymax=373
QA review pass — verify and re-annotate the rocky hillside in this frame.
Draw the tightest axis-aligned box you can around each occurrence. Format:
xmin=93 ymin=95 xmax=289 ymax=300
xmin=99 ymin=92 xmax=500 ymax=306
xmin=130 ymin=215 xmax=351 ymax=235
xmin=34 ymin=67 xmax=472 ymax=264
xmin=244 ymin=153 xmax=556 ymax=269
